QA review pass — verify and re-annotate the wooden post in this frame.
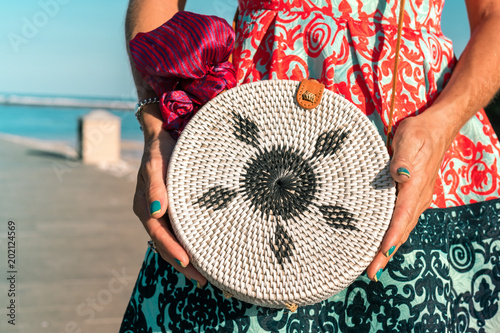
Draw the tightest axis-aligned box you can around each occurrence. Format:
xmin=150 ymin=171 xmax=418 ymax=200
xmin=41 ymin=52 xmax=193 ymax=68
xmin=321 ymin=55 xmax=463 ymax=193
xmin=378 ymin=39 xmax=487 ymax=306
xmin=78 ymin=109 xmax=121 ymax=164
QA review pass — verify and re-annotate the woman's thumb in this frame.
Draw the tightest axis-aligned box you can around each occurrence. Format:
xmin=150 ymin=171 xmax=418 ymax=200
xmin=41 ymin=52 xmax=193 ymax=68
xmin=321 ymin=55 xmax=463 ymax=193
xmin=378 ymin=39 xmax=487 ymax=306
xmin=146 ymin=167 xmax=169 ymax=218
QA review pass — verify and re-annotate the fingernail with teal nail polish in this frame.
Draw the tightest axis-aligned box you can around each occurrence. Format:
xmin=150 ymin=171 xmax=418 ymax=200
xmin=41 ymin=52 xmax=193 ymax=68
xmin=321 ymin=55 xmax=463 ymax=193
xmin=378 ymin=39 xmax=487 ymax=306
xmin=397 ymin=167 xmax=410 ymax=178
xmin=175 ymin=258 xmax=187 ymax=268
xmin=150 ymin=200 xmax=161 ymax=216
xmin=385 ymin=245 xmax=396 ymax=257
xmin=191 ymin=279 xmax=202 ymax=289
xmin=374 ymin=268 xmax=383 ymax=282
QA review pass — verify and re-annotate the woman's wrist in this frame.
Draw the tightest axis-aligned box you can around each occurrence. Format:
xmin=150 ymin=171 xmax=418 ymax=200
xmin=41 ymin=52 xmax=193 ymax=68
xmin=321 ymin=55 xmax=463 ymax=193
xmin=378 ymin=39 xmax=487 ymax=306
xmin=140 ymin=103 xmax=165 ymax=142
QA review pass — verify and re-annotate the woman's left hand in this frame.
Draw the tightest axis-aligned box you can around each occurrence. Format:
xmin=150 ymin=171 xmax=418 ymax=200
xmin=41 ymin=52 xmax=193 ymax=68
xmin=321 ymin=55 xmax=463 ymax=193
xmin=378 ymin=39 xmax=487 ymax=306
xmin=364 ymin=0 xmax=500 ymax=282
xmin=365 ymin=111 xmax=450 ymax=282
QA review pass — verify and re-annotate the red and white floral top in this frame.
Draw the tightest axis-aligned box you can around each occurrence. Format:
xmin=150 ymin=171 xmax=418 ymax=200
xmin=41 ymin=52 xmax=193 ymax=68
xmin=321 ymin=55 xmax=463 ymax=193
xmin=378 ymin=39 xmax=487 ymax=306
xmin=234 ymin=0 xmax=500 ymax=208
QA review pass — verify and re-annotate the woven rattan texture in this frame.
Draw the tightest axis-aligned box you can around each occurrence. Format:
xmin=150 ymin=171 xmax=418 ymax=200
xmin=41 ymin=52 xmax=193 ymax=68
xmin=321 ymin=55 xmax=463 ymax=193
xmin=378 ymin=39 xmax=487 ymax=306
xmin=167 ymin=80 xmax=396 ymax=308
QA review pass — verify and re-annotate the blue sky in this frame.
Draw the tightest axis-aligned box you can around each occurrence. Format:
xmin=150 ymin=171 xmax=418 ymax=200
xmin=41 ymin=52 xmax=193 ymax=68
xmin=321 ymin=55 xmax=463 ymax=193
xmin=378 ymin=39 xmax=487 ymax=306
xmin=0 ymin=0 xmax=469 ymax=99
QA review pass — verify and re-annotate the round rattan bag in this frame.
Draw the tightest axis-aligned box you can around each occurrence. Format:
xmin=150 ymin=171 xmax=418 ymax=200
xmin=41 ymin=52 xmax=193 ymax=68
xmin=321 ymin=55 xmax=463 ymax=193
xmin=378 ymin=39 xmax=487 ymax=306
xmin=167 ymin=79 xmax=396 ymax=309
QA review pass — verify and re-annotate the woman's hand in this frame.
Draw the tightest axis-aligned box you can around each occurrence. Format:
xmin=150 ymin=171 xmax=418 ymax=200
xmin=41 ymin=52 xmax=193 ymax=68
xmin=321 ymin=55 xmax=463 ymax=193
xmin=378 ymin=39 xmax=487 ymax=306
xmin=133 ymin=104 xmax=206 ymax=288
xmin=364 ymin=0 xmax=500 ymax=282
xmin=366 ymin=111 xmax=450 ymax=282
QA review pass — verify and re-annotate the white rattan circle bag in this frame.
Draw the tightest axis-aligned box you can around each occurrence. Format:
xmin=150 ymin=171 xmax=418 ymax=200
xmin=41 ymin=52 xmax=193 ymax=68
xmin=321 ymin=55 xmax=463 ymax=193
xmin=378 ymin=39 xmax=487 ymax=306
xmin=167 ymin=79 xmax=396 ymax=309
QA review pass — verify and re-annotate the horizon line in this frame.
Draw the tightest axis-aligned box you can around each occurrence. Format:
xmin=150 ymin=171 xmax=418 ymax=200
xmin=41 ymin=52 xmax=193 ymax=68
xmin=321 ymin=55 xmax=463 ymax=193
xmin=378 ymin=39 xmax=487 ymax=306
xmin=0 ymin=94 xmax=135 ymax=111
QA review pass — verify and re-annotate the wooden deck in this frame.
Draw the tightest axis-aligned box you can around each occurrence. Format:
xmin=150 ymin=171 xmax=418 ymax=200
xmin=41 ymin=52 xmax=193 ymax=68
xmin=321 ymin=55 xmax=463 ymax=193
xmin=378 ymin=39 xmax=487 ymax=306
xmin=0 ymin=138 xmax=148 ymax=333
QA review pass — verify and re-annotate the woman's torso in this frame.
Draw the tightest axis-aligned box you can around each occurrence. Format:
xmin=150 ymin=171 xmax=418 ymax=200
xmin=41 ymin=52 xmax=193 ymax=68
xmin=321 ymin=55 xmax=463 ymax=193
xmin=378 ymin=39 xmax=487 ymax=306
xmin=238 ymin=0 xmax=445 ymax=32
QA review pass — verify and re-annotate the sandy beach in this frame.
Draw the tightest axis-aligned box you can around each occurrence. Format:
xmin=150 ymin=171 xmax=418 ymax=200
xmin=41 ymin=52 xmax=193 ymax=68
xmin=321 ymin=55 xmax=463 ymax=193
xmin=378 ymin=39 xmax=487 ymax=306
xmin=0 ymin=136 xmax=149 ymax=333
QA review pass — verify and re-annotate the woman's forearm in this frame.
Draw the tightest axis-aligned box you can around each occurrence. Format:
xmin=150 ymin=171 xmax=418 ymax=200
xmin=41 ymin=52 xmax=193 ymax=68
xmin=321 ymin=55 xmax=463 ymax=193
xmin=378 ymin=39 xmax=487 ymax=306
xmin=125 ymin=0 xmax=186 ymax=138
xmin=418 ymin=0 xmax=500 ymax=149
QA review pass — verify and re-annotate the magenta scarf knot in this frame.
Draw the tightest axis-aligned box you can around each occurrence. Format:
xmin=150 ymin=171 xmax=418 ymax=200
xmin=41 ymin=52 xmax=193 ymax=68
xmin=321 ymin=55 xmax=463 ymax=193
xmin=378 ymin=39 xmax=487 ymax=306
xmin=130 ymin=11 xmax=236 ymax=138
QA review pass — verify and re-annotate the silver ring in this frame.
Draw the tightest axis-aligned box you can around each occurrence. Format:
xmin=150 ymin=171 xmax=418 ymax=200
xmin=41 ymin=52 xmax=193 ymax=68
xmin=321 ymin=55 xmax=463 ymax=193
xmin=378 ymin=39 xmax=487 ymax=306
xmin=148 ymin=240 xmax=158 ymax=253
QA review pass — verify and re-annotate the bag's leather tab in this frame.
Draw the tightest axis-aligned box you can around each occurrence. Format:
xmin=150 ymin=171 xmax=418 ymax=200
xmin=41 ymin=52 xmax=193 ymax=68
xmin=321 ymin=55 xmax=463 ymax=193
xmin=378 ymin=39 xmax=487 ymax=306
xmin=296 ymin=79 xmax=324 ymax=109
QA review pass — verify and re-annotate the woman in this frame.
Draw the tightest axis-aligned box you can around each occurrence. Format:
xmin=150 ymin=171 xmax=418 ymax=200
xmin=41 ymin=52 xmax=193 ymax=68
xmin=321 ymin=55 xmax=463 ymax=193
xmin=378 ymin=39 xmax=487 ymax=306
xmin=121 ymin=0 xmax=500 ymax=331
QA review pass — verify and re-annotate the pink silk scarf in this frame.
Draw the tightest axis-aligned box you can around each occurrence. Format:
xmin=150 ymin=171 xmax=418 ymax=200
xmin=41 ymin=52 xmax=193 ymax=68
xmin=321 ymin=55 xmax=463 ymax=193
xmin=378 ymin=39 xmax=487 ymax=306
xmin=130 ymin=11 xmax=237 ymax=138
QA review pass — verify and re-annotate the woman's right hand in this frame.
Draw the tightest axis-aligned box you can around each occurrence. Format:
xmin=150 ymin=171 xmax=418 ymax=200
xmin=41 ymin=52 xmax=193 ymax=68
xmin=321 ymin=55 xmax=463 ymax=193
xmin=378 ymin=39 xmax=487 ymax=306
xmin=133 ymin=104 xmax=207 ymax=288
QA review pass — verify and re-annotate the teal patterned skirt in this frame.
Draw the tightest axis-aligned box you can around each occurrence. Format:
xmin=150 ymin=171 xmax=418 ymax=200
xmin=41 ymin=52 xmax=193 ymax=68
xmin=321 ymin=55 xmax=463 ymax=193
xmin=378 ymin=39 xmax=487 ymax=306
xmin=120 ymin=199 xmax=500 ymax=332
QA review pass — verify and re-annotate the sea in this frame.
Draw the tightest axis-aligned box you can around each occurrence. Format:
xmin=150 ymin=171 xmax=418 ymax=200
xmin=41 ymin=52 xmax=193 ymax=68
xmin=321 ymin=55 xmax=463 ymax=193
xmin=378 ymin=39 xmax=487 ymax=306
xmin=0 ymin=96 xmax=145 ymax=167
xmin=0 ymin=104 xmax=142 ymax=146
